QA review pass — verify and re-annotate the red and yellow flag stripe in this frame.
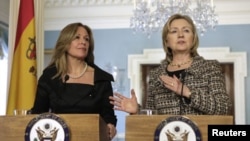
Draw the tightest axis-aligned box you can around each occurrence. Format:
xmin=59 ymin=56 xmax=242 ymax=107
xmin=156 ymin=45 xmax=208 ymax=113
xmin=7 ymin=0 xmax=37 ymax=115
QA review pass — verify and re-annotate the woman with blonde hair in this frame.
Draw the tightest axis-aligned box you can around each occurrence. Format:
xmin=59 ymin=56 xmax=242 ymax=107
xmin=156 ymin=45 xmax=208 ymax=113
xmin=110 ymin=14 xmax=232 ymax=115
xmin=31 ymin=22 xmax=117 ymax=140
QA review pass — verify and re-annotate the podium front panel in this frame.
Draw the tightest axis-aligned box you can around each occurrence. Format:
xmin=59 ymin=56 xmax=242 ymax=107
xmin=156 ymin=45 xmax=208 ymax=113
xmin=0 ymin=114 xmax=109 ymax=141
xmin=125 ymin=115 xmax=233 ymax=141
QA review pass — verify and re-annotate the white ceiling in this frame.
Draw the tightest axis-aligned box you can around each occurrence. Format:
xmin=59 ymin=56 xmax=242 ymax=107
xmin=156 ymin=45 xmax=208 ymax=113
xmin=44 ymin=0 xmax=250 ymax=30
xmin=1 ymin=0 xmax=250 ymax=30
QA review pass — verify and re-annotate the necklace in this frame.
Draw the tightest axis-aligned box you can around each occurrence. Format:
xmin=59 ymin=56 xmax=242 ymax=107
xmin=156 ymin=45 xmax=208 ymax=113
xmin=170 ymin=58 xmax=193 ymax=68
xmin=68 ymin=63 xmax=88 ymax=79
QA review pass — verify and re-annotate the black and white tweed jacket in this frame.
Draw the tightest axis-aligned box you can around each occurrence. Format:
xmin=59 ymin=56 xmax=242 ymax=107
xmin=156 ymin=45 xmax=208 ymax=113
xmin=146 ymin=56 xmax=232 ymax=115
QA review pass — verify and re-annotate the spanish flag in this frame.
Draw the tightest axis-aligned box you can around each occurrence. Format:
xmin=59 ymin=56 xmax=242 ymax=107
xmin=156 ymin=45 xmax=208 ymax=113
xmin=6 ymin=0 xmax=37 ymax=115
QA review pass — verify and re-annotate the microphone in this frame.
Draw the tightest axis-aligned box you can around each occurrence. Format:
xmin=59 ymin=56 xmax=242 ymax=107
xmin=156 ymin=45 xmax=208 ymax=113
xmin=179 ymin=71 xmax=186 ymax=115
xmin=62 ymin=75 xmax=69 ymax=91
xmin=64 ymin=75 xmax=69 ymax=83
xmin=180 ymin=71 xmax=186 ymax=81
xmin=58 ymin=75 xmax=69 ymax=98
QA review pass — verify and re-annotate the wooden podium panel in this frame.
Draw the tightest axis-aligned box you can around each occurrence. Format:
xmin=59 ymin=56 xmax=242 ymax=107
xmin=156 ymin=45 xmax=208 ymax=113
xmin=0 ymin=114 xmax=109 ymax=141
xmin=126 ymin=115 xmax=233 ymax=141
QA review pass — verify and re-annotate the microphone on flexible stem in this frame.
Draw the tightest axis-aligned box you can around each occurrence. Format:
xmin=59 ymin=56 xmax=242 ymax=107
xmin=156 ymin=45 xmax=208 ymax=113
xmin=63 ymin=75 xmax=69 ymax=90
xmin=64 ymin=75 xmax=69 ymax=83
xmin=58 ymin=75 xmax=69 ymax=98
xmin=179 ymin=71 xmax=186 ymax=115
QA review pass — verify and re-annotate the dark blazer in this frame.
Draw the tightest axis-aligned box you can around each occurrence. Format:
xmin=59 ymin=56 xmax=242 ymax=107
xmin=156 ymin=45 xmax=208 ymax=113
xmin=30 ymin=63 xmax=117 ymax=126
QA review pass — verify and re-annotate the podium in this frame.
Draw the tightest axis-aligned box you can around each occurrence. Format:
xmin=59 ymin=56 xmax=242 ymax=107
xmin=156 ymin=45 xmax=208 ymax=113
xmin=125 ymin=115 xmax=233 ymax=141
xmin=0 ymin=114 xmax=109 ymax=141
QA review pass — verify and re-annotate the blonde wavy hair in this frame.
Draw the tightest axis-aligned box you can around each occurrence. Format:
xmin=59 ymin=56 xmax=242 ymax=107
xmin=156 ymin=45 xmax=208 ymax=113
xmin=162 ymin=14 xmax=200 ymax=63
xmin=48 ymin=22 xmax=94 ymax=79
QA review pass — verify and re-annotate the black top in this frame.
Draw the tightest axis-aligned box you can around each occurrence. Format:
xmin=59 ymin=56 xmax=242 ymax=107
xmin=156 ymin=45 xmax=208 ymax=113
xmin=166 ymin=69 xmax=185 ymax=79
xmin=30 ymin=63 xmax=117 ymax=126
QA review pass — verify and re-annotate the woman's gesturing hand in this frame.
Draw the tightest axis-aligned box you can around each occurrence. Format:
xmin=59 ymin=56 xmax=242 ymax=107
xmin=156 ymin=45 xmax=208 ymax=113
xmin=109 ymin=89 xmax=138 ymax=114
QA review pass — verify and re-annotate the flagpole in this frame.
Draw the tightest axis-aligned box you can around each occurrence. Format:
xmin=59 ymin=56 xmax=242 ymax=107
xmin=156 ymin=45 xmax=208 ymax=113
xmin=6 ymin=0 xmax=19 ymax=115
xmin=34 ymin=0 xmax=44 ymax=78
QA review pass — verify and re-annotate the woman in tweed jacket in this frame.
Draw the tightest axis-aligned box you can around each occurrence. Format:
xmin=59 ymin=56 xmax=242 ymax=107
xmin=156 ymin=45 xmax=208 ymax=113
xmin=109 ymin=14 xmax=232 ymax=115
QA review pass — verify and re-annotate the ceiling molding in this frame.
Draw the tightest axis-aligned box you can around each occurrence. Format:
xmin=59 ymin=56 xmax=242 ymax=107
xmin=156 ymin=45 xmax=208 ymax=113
xmin=43 ymin=0 xmax=250 ymax=30
xmin=44 ymin=0 xmax=131 ymax=7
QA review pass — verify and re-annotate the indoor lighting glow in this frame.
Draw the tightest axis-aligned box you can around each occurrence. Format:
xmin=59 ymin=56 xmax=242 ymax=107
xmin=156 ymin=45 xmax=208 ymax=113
xmin=130 ymin=0 xmax=218 ymax=38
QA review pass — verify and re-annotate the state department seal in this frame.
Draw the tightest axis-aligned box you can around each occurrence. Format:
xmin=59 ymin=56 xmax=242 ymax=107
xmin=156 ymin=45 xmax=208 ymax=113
xmin=25 ymin=113 xmax=70 ymax=141
xmin=154 ymin=116 xmax=202 ymax=141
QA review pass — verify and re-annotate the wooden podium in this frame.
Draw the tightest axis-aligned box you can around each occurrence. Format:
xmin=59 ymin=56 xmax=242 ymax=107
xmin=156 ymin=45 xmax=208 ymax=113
xmin=0 ymin=114 xmax=109 ymax=141
xmin=126 ymin=115 xmax=233 ymax=141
